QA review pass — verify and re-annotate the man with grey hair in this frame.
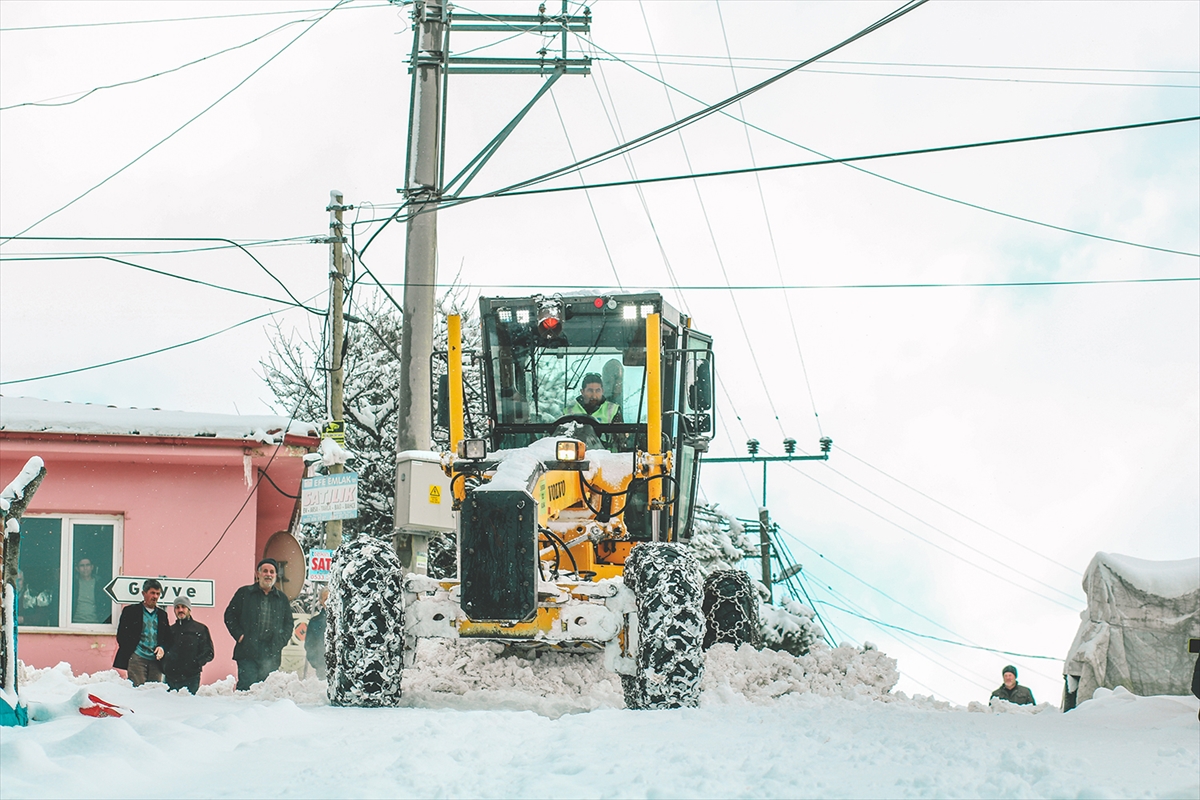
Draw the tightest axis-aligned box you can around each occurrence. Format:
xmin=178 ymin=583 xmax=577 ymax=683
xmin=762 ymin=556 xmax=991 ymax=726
xmin=223 ymin=558 xmax=294 ymax=690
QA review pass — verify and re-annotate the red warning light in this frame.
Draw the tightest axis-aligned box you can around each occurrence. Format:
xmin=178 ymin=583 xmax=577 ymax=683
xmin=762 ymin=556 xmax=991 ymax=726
xmin=593 ymin=297 xmax=604 ymax=308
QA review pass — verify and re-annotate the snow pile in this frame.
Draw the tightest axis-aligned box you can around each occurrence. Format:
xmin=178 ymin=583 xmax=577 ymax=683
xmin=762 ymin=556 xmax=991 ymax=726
xmin=702 ymin=642 xmax=899 ymax=703
xmin=401 ymin=640 xmax=623 ymax=716
xmin=759 ymin=598 xmax=824 ymax=657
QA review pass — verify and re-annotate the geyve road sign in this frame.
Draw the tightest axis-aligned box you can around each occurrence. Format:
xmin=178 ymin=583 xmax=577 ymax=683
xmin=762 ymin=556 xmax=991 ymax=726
xmin=104 ymin=576 xmax=215 ymax=607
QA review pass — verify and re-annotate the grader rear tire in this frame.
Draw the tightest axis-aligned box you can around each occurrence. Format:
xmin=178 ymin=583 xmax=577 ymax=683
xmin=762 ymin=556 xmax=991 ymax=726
xmin=702 ymin=569 xmax=762 ymax=650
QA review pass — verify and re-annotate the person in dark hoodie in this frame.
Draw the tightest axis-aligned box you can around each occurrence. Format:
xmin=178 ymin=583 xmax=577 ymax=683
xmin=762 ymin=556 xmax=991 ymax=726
xmin=990 ymin=664 xmax=1035 ymax=705
xmin=113 ymin=579 xmax=174 ymax=686
xmin=224 ymin=558 xmax=294 ymax=690
xmin=162 ymin=595 xmax=214 ymax=694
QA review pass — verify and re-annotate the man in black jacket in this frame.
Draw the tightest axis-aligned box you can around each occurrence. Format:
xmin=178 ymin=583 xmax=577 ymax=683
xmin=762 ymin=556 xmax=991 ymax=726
xmin=224 ymin=558 xmax=294 ymax=690
xmin=990 ymin=664 xmax=1036 ymax=706
xmin=162 ymin=596 xmax=214 ymax=694
xmin=113 ymin=579 xmax=174 ymax=686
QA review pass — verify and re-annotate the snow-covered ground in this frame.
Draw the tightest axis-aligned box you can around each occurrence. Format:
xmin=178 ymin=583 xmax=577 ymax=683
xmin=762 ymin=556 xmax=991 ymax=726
xmin=2 ymin=642 xmax=1197 ymax=799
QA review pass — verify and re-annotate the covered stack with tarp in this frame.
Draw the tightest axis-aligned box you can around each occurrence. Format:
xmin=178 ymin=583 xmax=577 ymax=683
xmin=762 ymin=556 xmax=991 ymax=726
xmin=1062 ymin=552 xmax=1200 ymax=709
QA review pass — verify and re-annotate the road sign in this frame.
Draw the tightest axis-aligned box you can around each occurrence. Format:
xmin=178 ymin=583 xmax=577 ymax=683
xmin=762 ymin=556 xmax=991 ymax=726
xmin=104 ymin=577 xmax=215 ymax=607
xmin=307 ymin=548 xmax=334 ymax=582
xmin=301 ymin=471 xmax=359 ymax=523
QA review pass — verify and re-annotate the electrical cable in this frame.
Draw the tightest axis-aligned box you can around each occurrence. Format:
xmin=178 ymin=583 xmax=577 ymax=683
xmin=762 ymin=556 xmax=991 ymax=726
xmin=444 ymin=0 xmax=931 ymax=203
xmin=0 ymin=291 xmax=322 ymax=386
xmin=833 ymin=445 xmax=1083 ymax=576
xmin=715 ymin=0 xmax=823 ymax=440
xmin=637 ymin=0 xmax=787 ymax=440
xmin=258 ymin=468 xmax=301 ymax=499
xmin=602 ymin=52 xmax=1200 ymax=77
xmin=447 ymin=116 xmax=1200 ymax=256
xmin=0 ymin=254 xmax=313 ymax=309
xmin=1 ymin=16 xmax=310 ymax=110
xmin=778 ymin=460 xmax=1080 ymax=611
xmin=591 ymin=56 xmax=1200 ymax=90
xmin=0 ymin=235 xmax=326 ymax=312
xmin=548 ymin=86 xmax=623 ymax=288
xmin=814 ymin=459 xmax=1081 ymax=604
xmin=0 ymin=0 xmax=350 ymax=244
xmin=574 ymin=39 xmax=1200 ymax=259
xmin=186 ymin=386 xmax=314 ymax=577
xmin=370 ymin=276 xmax=1200 ymax=290
xmin=814 ymin=600 xmax=1059 ymax=660
xmin=0 ymin=2 xmax=386 ymax=31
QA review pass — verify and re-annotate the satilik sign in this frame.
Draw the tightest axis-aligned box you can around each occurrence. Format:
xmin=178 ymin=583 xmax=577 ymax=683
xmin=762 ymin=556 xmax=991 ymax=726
xmin=300 ymin=471 xmax=359 ymax=523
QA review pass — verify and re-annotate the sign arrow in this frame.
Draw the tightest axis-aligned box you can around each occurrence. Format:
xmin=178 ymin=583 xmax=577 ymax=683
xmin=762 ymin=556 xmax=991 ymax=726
xmin=104 ymin=576 xmax=216 ymax=607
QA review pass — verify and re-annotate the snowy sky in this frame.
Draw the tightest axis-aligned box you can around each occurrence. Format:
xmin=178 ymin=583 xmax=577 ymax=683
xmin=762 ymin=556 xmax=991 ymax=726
xmin=1 ymin=0 xmax=1197 ymax=706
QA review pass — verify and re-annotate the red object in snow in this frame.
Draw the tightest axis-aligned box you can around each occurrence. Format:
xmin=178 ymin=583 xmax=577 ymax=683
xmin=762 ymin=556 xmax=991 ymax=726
xmin=79 ymin=694 xmax=125 ymax=718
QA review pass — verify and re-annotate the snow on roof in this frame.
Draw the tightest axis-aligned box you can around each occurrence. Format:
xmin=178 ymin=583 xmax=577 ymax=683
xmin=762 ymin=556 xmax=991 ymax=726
xmin=1088 ymin=551 xmax=1200 ymax=599
xmin=0 ymin=396 xmax=318 ymax=444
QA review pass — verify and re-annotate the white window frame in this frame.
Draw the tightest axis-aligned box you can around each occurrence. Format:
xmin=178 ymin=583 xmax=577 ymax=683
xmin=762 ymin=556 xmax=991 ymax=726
xmin=20 ymin=513 xmax=124 ymax=634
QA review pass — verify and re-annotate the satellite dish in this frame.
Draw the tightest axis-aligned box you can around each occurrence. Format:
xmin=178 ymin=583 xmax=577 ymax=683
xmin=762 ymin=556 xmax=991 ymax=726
xmin=263 ymin=530 xmax=306 ymax=602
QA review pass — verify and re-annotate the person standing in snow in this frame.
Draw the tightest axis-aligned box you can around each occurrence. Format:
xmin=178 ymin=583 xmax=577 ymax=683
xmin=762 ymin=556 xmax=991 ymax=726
xmin=223 ymin=558 xmax=294 ymax=690
xmin=990 ymin=664 xmax=1035 ymax=705
xmin=113 ymin=579 xmax=174 ymax=686
xmin=304 ymin=588 xmax=329 ymax=680
xmin=162 ymin=595 xmax=214 ymax=694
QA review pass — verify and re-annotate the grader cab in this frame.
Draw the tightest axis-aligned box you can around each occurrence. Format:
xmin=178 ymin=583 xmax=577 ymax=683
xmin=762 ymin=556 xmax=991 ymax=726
xmin=397 ymin=292 xmax=759 ymax=709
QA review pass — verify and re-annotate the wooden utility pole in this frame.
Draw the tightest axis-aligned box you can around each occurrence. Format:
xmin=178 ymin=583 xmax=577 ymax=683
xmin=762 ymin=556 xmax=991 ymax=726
xmin=326 ymin=190 xmax=347 ymax=549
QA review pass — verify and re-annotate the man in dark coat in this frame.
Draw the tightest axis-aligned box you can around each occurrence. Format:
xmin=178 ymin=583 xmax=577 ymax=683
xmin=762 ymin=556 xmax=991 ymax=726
xmin=990 ymin=664 xmax=1036 ymax=706
xmin=224 ymin=558 xmax=294 ymax=690
xmin=113 ymin=579 xmax=174 ymax=686
xmin=162 ymin=595 xmax=214 ymax=694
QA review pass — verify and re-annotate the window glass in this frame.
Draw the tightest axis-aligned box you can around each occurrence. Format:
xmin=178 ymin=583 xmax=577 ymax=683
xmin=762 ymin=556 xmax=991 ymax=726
xmin=17 ymin=518 xmax=62 ymax=628
xmin=72 ymin=524 xmax=115 ymax=624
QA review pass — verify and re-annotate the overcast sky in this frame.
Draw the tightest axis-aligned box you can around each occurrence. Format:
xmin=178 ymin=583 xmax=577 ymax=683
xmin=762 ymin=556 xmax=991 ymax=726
xmin=1 ymin=0 xmax=1197 ymax=706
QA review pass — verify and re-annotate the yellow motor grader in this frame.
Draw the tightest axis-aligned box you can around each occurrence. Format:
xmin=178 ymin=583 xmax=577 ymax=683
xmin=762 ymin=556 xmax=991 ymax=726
xmin=400 ymin=292 xmax=759 ymax=709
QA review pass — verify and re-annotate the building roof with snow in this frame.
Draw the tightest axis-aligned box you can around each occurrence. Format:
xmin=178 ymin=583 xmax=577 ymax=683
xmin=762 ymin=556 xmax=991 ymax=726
xmin=0 ymin=395 xmax=318 ymax=445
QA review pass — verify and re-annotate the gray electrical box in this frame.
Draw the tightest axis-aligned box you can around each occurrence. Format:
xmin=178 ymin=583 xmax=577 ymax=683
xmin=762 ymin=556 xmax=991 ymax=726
xmin=394 ymin=450 xmax=455 ymax=533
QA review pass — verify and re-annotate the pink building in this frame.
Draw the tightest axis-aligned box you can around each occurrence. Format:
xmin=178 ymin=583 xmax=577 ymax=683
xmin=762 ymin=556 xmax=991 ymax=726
xmin=0 ymin=396 xmax=318 ymax=683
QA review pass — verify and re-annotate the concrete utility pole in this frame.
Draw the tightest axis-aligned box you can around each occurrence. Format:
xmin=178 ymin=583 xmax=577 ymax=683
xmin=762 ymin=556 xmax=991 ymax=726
xmin=391 ymin=1 xmax=592 ymax=570
xmin=326 ymin=190 xmax=348 ymax=550
xmin=395 ymin=2 xmax=446 ymax=456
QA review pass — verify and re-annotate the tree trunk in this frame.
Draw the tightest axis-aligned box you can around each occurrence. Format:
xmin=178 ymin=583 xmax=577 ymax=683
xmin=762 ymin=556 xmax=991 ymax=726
xmin=1 ymin=457 xmax=47 ymax=695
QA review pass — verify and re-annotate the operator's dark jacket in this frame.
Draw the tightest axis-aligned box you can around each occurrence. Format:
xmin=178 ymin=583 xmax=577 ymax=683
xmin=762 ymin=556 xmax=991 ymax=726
xmin=162 ymin=617 xmax=215 ymax=680
xmin=113 ymin=603 xmax=174 ymax=670
xmin=990 ymin=683 xmax=1036 ymax=705
xmin=223 ymin=584 xmax=293 ymax=663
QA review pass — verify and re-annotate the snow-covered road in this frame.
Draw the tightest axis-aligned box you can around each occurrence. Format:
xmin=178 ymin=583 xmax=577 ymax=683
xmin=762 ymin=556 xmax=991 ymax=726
xmin=2 ymin=643 xmax=1197 ymax=799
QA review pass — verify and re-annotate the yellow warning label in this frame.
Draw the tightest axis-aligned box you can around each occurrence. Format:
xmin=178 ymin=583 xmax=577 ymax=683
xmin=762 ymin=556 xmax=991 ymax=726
xmin=429 ymin=485 xmax=441 ymax=504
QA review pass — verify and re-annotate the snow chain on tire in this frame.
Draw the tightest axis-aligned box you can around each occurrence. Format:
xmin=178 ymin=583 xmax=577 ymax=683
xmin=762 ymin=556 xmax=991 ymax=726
xmin=621 ymin=542 xmax=705 ymax=710
xmin=702 ymin=569 xmax=762 ymax=650
xmin=326 ymin=536 xmax=405 ymax=707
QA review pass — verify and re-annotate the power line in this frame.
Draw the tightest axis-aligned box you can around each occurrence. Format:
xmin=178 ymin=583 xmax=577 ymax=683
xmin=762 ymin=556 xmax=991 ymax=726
xmin=0 ymin=294 xmax=320 ymax=386
xmin=604 ymin=52 xmax=1200 ymax=76
xmin=777 ymin=461 xmax=1080 ymax=611
xmin=835 ymin=445 xmax=1083 ymax=577
xmin=1 ymin=17 xmax=309 ymax=110
xmin=370 ymin=276 xmax=1200 ymax=290
xmin=591 ymin=56 xmax=1200 ymax=90
xmin=580 ymin=39 xmax=1200 ymax=260
xmin=0 ymin=2 xmax=387 ymax=32
xmin=715 ymin=0 xmax=822 ymax=440
xmin=454 ymin=0 xmax=931 ymax=202
xmin=814 ymin=601 xmax=1060 ymax=660
xmin=0 ymin=0 xmax=349 ymax=244
xmin=0 ymin=254 xmax=313 ymax=309
xmin=0 ymin=235 xmax=326 ymax=311
xmin=448 ymin=116 xmax=1200 ymax=261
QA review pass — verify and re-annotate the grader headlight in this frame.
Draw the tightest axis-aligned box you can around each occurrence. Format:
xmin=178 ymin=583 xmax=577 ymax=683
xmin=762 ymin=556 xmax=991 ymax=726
xmin=457 ymin=438 xmax=488 ymax=460
xmin=556 ymin=439 xmax=586 ymax=462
